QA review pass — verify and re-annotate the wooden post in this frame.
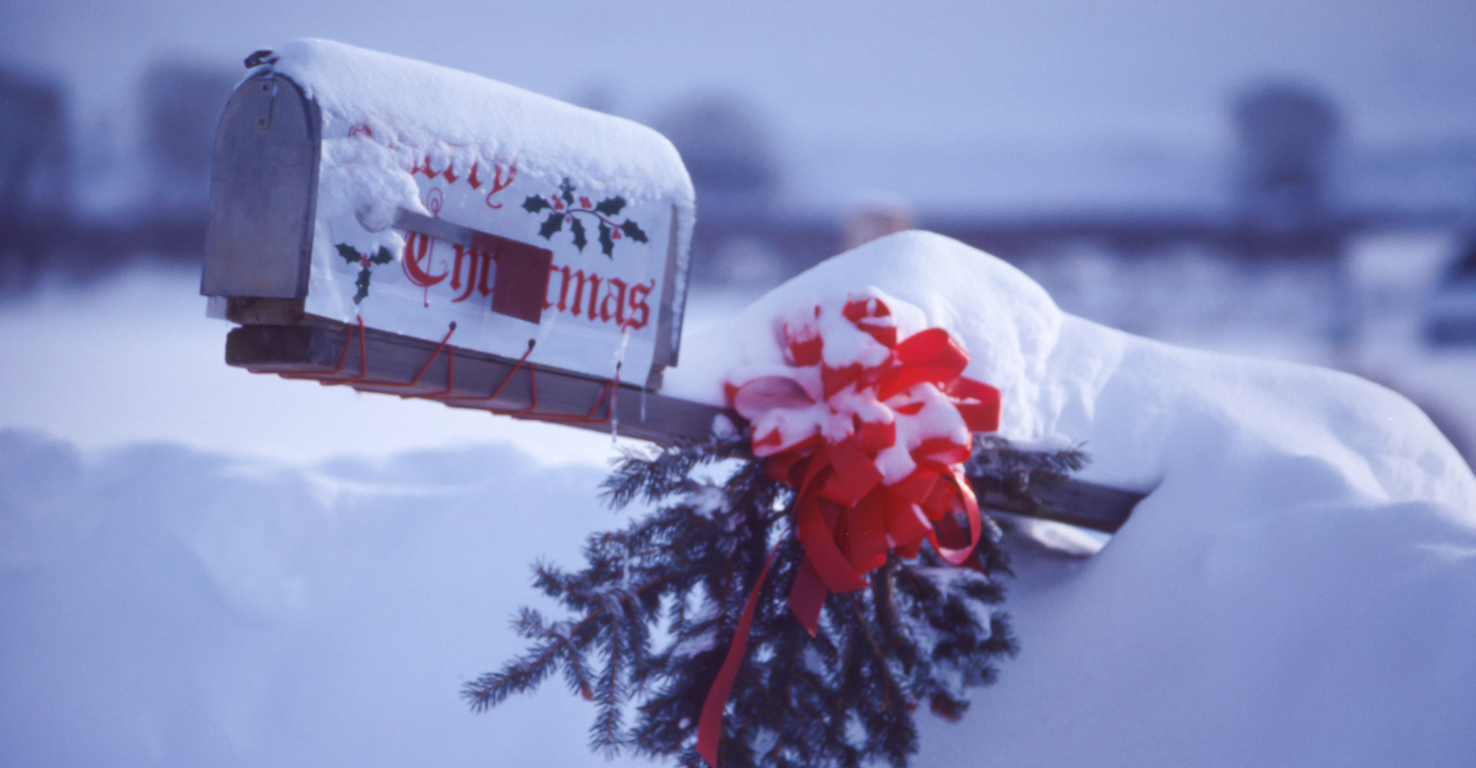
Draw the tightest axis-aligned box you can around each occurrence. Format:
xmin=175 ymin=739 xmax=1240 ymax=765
xmin=225 ymin=320 xmax=1144 ymax=532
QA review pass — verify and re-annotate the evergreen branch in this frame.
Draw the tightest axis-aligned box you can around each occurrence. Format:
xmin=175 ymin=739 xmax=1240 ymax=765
xmin=600 ymin=436 xmax=752 ymax=509
xmin=967 ymin=434 xmax=1088 ymax=489
xmin=838 ymin=592 xmax=910 ymax=718
xmin=590 ymin=611 xmax=625 ymax=755
xmin=470 ymin=435 xmax=1080 ymax=768
xmin=462 ymin=610 xmax=581 ymax=712
xmin=964 ymin=434 xmax=1090 ymax=521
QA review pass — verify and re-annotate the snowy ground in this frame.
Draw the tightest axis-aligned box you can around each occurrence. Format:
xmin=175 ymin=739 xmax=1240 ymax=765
xmin=3 ymin=236 xmax=1475 ymax=766
xmin=0 ymin=430 xmax=656 ymax=768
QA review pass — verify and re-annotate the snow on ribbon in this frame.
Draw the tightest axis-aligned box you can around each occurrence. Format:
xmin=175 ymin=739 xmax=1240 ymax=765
xmin=729 ymin=290 xmax=1002 ymax=632
xmin=697 ymin=290 xmax=1001 ymax=768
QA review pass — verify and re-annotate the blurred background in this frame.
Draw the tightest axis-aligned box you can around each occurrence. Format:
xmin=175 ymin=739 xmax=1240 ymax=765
xmin=2 ymin=0 xmax=1475 ymax=461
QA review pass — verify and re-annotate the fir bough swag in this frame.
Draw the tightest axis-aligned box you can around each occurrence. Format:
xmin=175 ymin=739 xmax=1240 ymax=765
xmin=463 ymin=434 xmax=1087 ymax=768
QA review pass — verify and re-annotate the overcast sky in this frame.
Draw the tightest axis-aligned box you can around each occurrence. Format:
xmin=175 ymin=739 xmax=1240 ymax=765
xmin=4 ymin=0 xmax=1473 ymax=149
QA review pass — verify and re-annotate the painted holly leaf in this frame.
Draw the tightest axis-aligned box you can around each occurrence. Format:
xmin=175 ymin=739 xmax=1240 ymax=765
xmin=570 ymin=218 xmax=588 ymax=251
xmin=539 ymin=212 xmax=565 ymax=240
xmin=594 ymin=196 xmax=626 ymax=217
xmin=370 ymin=246 xmax=393 ymax=265
xmin=619 ymin=220 xmax=648 ymax=244
xmin=336 ymin=243 xmax=360 ymax=264
xmin=353 ymin=268 xmax=372 ymax=304
xmin=559 ymin=177 xmax=576 ymax=206
xmin=598 ymin=222 xmax=615 ymax=257
xmin=522 ymin=195 xmax=550 ymax=213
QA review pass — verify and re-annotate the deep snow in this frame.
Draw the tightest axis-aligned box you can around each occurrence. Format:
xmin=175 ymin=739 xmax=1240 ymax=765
xmin=0 ymin=431 xmax=652 ymax=768
xmin=677 ymin=232 xmax=1476 ymax=765
xmin=3 ymin=233 xmax=1476 ymax=766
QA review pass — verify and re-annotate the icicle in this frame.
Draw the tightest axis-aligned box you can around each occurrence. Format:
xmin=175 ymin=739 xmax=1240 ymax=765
xmin=610 ymin=329 xmax=632 ymax=443
xmin=611 ymin=362 xmax=621 ymax=442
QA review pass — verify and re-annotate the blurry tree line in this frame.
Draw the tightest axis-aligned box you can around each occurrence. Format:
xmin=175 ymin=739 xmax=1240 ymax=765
xmin=1 ymin=55 xmax=1466 ymax=293
xmin=0 ymin=59 xmax=235 ymax=288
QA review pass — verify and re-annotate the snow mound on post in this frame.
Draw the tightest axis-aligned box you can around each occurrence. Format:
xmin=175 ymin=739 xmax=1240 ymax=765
xmin=666 ymin=230 xmax=1476 ymax=766
xmin=666 ymin=230 xmax=1473 ymax=506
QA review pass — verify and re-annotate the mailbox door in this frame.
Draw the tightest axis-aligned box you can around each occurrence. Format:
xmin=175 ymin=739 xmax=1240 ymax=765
xmin=201 ymin=73 xmax=320 ymax=298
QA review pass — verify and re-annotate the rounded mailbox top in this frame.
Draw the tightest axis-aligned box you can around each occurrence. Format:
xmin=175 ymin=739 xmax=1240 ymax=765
xmin=266 ymin=38 xmax=694 ymax=209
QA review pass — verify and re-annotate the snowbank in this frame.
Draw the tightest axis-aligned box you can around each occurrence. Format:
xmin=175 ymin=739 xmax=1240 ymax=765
xmin=3 ymin=232 xmax=1473 ymax=766
xmin=666 ymin=231 xmax=1476 ymax=765
xmin=0 ymin=430 xmax=651 ymax=768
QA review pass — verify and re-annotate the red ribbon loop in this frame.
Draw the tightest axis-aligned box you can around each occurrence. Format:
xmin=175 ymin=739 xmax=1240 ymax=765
xmin=877 ymin=328 xmax=969 ymax=400
xmin=944 ymin=376 xmax=1002 ymax=433
xmin=733 ymin=376 xmax=815 ymax=422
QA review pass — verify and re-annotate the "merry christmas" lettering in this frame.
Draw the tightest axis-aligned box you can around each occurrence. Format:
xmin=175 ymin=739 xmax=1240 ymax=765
xmin=402 ymin=232 xmax=652 ymax=330
xmin=545 ymin=265 xmax=654 ymax=330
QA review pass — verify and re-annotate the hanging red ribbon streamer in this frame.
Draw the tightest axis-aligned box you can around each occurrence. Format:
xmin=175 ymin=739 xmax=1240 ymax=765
xmin=696 ymin=548 xmax=777 ymax=768
xmin=697 ymin=294 xmax=1001 ymax=767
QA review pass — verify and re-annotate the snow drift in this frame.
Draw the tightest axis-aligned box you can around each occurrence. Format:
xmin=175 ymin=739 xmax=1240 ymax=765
xmin=3 ymin=232 xmax=1474 ymax=766
xmin=668 ymin=231 xmax=1476 ymax=766
xmin=0 ymin=432 xmax=642 ymax=768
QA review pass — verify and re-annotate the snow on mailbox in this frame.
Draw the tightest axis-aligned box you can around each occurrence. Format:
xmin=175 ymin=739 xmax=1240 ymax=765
xmin=203 ymin=39 xmax=694 ymax=400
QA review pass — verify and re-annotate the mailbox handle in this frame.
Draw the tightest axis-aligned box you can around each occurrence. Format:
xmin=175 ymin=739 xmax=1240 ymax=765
xmin=394 ymin=208 xmax=475 ymax=247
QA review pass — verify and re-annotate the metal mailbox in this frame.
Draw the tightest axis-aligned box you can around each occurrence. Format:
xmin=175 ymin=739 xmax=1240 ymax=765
xmin=203 ymin=39 xmax=695 ymax=400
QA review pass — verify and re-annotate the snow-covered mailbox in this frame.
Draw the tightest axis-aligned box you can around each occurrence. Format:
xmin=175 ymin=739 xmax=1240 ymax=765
xmin=204 ymin=40 xmax=718 ymax=442
xmin=205 ymin=40 xmax=1140 ymax=531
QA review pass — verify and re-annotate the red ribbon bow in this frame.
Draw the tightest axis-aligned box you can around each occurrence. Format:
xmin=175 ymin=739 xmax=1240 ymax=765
xmin=697 ymin=294 xmax=1000 ymax=768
